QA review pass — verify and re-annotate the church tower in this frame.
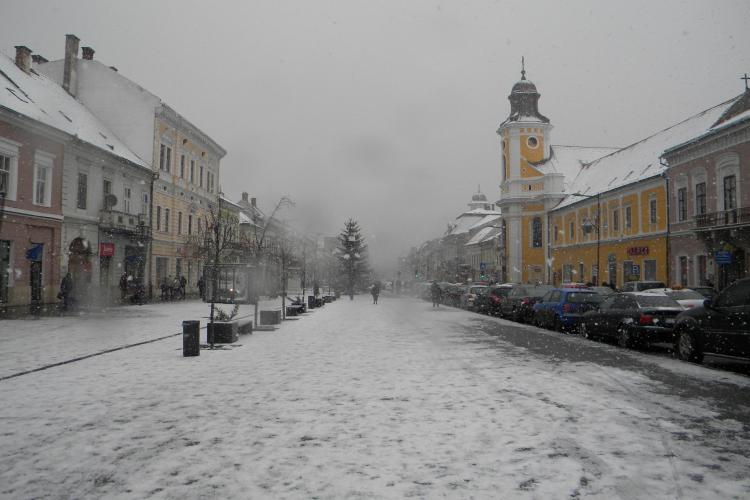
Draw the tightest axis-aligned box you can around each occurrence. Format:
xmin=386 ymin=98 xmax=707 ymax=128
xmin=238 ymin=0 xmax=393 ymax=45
xmin=496 ymin=60 xmax=553 ymax=283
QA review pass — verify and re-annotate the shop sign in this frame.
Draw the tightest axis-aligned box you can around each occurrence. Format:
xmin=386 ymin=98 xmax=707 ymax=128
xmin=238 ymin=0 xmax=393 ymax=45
xmin=627 ymin=246 xmax=649 ymax=256
xmin=715 ymin=250 xmax=732 ymax=264
xmin=99 ymin=242 xmax=115 ymax=257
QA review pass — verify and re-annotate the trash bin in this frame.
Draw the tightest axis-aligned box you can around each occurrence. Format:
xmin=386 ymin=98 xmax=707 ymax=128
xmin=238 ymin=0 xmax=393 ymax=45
xmin=182 ymin=320 xmax=200 ymax=357
xmin=308 ymin=295 xmax=316 ymax=309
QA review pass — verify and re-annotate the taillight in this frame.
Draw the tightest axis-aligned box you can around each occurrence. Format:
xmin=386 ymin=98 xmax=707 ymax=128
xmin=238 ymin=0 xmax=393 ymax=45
xmin=491 ymin=295 xmax=501 ymax=304
xmin=521 ymin=298 xmax=530 ymax=305
xmin=562 ymin=303 xmax=573 ymax=313
xmin=639 ymin=314 xmax=654 ymax=325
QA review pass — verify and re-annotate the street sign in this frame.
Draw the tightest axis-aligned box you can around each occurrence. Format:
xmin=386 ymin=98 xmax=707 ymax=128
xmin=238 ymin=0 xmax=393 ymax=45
xmin=480 ymin=262 xmax=486 ymax=272
xmin=632 ymin=264 xmax=640 ymax=276
xmin=715 ymin=250 xmax=732 ymax=264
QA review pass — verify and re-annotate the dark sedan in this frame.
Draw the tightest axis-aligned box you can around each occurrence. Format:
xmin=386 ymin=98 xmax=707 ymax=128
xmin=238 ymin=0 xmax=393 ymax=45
xmin=578 ymin=292 xmax=683 ymax=348
xmin=500 ymin=284 xmax=553 ymax=323
xmin=673 ymin=277 xmax=750 ymax=364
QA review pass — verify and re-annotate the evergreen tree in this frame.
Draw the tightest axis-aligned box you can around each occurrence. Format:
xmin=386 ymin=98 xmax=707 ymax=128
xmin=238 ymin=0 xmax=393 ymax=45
xmin=336 ymin=218 xmax=369 ymax=299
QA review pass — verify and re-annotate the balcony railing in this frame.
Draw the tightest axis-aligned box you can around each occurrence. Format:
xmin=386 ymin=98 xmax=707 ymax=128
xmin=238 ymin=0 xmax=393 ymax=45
xmin=100 ymin=209 xmax=149 ymax=238
xmin=695 ymin=207 xmax=750 ymax=229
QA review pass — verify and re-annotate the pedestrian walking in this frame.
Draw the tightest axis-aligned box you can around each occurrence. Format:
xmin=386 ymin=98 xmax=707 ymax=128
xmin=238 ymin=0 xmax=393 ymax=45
xmin=179 ymin=275 xmax=187 ymax=300
xmin=197 ymin=275 xmax=205 ymax=301
xmin=119 ymin=272 xmax=129 ymax=302
xmin=160 ymin=277 xmax=169 ymax=301
xmin=430 ymin=281 xmax=441 ymax=307
xmin=371 ymin=281 xmax=381 ymax=304
xmin=59 ymin=272 xmax=73 ymax=312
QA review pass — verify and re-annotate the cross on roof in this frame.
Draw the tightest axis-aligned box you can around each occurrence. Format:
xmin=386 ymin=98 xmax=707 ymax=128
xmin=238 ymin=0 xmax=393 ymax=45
xmin=521 ymin=56 xmax=526 ymax=80
xmin=742 ymin=73 xmax=750 ymax=91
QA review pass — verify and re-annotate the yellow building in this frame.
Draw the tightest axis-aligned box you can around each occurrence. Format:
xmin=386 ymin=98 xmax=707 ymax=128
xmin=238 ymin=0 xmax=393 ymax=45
xmin=495 ymin=64 xmax=616 ymax=283
xmin=152 ymin=106 xmax=225 ymax=293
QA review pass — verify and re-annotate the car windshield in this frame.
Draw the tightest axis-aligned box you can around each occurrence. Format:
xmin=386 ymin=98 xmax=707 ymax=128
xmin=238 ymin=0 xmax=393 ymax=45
xmin=470 ymin=286 xmax=487 ymax=294
xmin=666 ymin=290 xmax=704 ymax=300
xmin=566 ymin=292 xmax=602 ymax=303
xmin=635 ymin=295 xmax=681 ymax=308
xmin=492 ymin=288 xmax=511 ymax=297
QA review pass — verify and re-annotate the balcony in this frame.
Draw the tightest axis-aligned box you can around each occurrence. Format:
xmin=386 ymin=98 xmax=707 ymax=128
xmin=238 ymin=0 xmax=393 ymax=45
xmin=695 ymin=207 xmax=750 ymax=230
xmin=100 ymin=209 xmax=150 ymax=238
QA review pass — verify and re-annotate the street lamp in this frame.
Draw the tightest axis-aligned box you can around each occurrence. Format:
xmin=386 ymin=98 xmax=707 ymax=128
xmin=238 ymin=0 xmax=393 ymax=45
xmin=571 ymin=192 xmax=601 ymax=286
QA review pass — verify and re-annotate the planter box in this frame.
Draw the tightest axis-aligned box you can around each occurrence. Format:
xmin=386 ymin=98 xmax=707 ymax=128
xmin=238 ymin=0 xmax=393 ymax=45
xmin=238 ymin=319 xmax=253 ymax=335
xmin=260 ymin=310 xmax=281 ymax=325
xmin=207 ymin=321 xmax=238 ymax=343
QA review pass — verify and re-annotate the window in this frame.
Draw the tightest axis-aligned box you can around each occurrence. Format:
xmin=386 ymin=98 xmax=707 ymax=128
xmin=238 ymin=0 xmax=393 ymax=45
xmin=644 ymin=260 xmax=657 ymax=281
xmin=0 ymin=240 xmax=10 ymax=303
xmin=180 ymin=154 xmax=185 ymax=178
xmin=623 ymin=260 xmax=638 ymax=282
xmin=199 ymin=165 xmax=204 ymax=188
xmin=612 ymin=208 xmax=620 ymax=232
xmin=76 ymin=173 xmax=87 ymax=209
xmin=527 ymin=136 xmax=538 ymax=149
xmin=142 ymin=193 xmax=149 ymax=216
xmin=188 ymin=214 xmax=193 ymax=235
xmin=0 ymin=151 xmax=18 ymax=200
xmin=178 ymin=212 xmax=183 ymax=235
xmin=532 ymin=217 xmax=542 ymax=248
xmin=562 ymin=264 xmax=573 ymax=283
xmin=715 ymin=279 xmax=750 ymax=308
xmin=164 ymin=208 xmax=170 ymax=233
xmin=677 ymin=187 xmax=687 ymax=221
xmin=569 ymin=221 xmax=575 ymax=241
xmin=679 ymin=256 xmax=688 ymax=287
xmin=155 ymin=257 xmax=168 ymax=283
xmin=103 ymin=178 xmax=112 ymax=196
xmin=695 ymin=182 xmax=706 ymax=216
xmin=159 ymin=144 xmax=172 ymax=173
xmin=553 ymin=225 xmax=558 ymax=243
xmin=123 ymin=187 xmax=131 ymax=213
xmin=649 ymin=198 xmax=657 ymax=224
xmin=697 ymin=255 xmax=707 ymax=286
xmin=156 ymin=206 xmax=162 ymax=231
xmin=625 ymin=206 xmax=632 ymax=228
xmin=33 ymin=152 xmax=54 ymax=207
xmin=190 ymin=160 xmax=195 ymax=183
xmin=578 ymin=262 xmax=585 ymax=281
xmin=723 ymin=175 xmax=737 ymax=210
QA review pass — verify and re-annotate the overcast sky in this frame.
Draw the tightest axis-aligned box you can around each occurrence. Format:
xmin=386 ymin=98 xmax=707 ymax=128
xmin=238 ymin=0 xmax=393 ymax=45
xmin=2 ymin=0 xmax=749 ymax=273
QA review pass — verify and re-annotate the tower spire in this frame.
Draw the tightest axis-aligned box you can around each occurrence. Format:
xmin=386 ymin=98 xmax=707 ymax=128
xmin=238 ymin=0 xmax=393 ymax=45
xmin=521 ymin=56 xmax=526 ymax=80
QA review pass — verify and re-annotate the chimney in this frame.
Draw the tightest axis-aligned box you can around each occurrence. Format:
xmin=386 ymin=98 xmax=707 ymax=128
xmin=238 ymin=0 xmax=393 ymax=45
xmin=251 ymin=197 xmax=257 ymax=208
xmin=63 ymin=34 xmax=80 ymax=96
xmin=242 ymin=192 xmax=249 ymax=203
xmin=31 ymin=54 xmax=48 ymax=64
xmin=81 ymin=46 xmax=95 ymax=60
xmin=14 ymin=46 xmax=32 ymax=74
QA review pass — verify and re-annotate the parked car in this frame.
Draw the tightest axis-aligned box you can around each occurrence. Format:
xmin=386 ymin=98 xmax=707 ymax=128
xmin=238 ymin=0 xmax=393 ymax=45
xmin=578 ymin=292 xmax=683 ymax=348
xmin=673 ymin=277 xmax=750 ymax=364
xmin=691 ymin=286 xmax=718 ymax=301
xmin=500 ymin=284 xmax=554 ymax=323
xmin=460 ymin=284 xmax=488 ymax=310
xmin=590 ymin=286 xmax=617 ymax=297
xmin=476 ymin=284 xmax=515 ymax=316
xmin=640 ymin=288 xmax=706 ymax=309
xmin=620 ymin=281 xmax=666 ymax=292
xmin=533 ymin=287 xmax=603 ymax=331
xmin=438 ymin=282 xmax=463 ymax=307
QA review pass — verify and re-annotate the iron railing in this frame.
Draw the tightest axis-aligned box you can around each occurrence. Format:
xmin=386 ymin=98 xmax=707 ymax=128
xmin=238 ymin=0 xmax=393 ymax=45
xmin=695 ymin=207 xmax=750 ymax=229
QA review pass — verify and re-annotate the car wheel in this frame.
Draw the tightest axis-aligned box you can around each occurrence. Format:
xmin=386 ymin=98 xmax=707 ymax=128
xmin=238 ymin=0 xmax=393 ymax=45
xmin=553 ymin=316 xmax=563 ymax=332
xmin=676 ymin=330 xmax=704 ymax=364
xmin=617 ymin=327 xmax=632 ymax=349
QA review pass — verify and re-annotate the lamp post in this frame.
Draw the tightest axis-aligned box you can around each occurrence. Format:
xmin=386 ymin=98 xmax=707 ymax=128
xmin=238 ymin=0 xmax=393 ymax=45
xmin=571 ymin=192 xmax=601 ymax=286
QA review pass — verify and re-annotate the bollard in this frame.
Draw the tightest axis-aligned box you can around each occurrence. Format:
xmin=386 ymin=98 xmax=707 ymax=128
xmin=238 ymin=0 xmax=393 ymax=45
xmin=182 ymin=320 xmax=200 ymax=356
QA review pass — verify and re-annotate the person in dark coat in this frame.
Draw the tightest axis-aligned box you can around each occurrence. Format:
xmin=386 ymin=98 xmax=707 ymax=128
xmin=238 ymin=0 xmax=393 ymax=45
xmin=179 ymin=275 xmax=187 ymax=300
xmin=371 ymin=282 xmax=381 ymax=304
xmin=60 ymin=272 xmax=73 ymax=311
xmin=119 ymin=273 xmax=129 ymax=301
xmin=197 ymin=276 xmax=205 ymax=301
xmin=430 ymin=281 xmax=441 ymax=308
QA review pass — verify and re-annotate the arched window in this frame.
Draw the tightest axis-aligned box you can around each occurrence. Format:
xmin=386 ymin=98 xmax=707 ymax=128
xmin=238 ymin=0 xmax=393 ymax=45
xmin=532 ymin=217 xmax=542 ymax=248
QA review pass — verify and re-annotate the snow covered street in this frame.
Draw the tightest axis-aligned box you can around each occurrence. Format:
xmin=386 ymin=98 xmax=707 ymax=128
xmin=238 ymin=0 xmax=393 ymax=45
xmin=1 ymin=296 xmax=749 ymax=499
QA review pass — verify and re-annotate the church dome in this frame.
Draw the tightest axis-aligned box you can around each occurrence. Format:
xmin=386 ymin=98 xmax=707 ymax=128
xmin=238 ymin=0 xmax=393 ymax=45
xmin=472 ymin=192 xmax=487 ymax=202
xmin=511 ymin=78 xmax=538 ymax=94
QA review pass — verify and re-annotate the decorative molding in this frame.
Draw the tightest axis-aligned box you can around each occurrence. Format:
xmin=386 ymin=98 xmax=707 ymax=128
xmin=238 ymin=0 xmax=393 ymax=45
xmin=664 ymin=124 xmax=750 ymax=166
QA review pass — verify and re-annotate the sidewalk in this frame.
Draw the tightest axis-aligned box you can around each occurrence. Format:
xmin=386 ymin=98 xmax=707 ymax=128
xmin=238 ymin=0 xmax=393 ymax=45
xmin=0 ymin=298 xmax=284 ymax=379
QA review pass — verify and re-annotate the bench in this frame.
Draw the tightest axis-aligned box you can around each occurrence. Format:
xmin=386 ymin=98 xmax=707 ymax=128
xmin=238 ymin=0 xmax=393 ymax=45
xmin=237 ymin=318 xmax=253 ymax=335
xmin=260 ymin=309 xmax=282 ymax=325
xmin=286 ymin=304 xmax=304 ymax=317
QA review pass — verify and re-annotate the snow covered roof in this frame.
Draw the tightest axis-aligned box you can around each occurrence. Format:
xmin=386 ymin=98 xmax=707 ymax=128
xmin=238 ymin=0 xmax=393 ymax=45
xmin=0 ymin=53 xmax=146 ymax=167
xmin=555 ymin=95 xmax=738 ymax=209
xmin=533 ymin=145 xmax=619 ymax=190
xmin=465 ymin=226 xmax=501 ymax=246
xmin=446 ymin=209 xmax=501 ymax=236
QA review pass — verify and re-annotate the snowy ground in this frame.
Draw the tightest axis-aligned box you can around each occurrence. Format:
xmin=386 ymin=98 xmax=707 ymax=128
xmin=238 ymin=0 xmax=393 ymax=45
xmin=1 ymin=296 xmax=749 ymax=499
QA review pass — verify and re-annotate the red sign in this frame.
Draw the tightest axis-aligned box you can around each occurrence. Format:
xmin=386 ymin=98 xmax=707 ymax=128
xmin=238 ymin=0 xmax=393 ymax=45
xmin=627 ymin=246 xmax=649 ymax=256
xmin=99 ymin=242 xmax=115 ymax=257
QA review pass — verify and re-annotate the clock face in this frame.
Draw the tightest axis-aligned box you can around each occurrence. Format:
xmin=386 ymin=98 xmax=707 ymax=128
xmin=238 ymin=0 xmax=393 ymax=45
xmin=527 ymin=136 xmax=539 ymax=149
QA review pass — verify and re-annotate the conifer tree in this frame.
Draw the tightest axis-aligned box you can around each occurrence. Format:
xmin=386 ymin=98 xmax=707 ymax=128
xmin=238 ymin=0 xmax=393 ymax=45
xmin=336 ymin=218 xmax=369 ymax=299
